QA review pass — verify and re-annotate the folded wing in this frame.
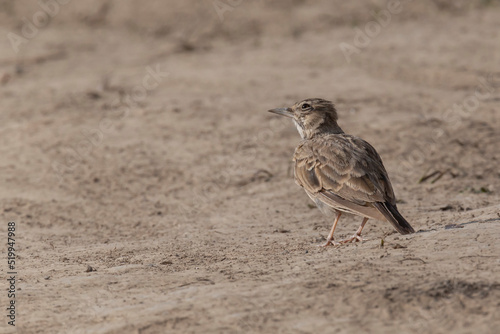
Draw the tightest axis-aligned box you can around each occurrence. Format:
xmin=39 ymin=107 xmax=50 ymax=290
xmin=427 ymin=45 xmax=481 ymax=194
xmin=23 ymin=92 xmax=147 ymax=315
xmin=294 ymin=135 xmax=415 ymax=234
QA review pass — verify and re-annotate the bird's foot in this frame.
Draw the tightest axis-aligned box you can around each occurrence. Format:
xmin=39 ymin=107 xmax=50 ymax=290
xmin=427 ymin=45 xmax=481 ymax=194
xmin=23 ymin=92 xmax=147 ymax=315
xmin=340 ymin=234 xmax=366 ymax=244
xmin=318 ymin=239 xmax=341 ymax=247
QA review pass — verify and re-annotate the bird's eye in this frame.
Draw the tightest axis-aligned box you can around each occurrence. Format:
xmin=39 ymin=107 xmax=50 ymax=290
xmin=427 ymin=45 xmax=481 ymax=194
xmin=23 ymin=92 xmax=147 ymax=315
xmin=301 ymin=103 xmax=311 ymax=110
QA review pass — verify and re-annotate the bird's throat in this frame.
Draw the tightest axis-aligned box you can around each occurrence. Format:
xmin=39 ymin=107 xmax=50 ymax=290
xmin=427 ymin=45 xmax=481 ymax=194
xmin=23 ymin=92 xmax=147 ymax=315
xmin=293 ymin=119 xmax=306 ymax=139
xmin=293 ymin=117 xmax=343 ymax=139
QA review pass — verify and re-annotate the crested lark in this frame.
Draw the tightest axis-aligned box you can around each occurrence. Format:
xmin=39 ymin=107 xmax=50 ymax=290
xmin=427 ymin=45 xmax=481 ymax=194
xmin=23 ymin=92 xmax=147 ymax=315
xmin=269 ymin=98 xmax=415 ymax=246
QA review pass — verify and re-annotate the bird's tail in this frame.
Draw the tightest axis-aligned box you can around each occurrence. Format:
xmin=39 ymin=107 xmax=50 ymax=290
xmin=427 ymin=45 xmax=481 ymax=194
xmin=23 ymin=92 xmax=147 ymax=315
xmin=374 ymin=202 xmax=415 ymax=235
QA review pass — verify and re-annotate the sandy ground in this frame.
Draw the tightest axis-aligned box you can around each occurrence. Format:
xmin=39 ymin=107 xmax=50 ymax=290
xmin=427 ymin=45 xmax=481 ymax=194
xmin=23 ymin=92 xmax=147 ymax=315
xmin=1 ymin=1 xmax=500 ymax=333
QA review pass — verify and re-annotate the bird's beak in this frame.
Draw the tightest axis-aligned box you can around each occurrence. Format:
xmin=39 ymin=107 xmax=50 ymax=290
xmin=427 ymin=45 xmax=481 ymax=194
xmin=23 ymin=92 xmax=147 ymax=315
xmin=268 ymin=107 xmax=293 ymax=118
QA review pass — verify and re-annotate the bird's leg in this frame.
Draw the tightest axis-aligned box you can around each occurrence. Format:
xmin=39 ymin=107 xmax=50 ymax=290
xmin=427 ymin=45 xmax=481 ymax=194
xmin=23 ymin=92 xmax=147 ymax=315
xmin=320 ymin=211 xmax=342 ymax=247
xmin=341 ymin=217 xmax=369 ymax=244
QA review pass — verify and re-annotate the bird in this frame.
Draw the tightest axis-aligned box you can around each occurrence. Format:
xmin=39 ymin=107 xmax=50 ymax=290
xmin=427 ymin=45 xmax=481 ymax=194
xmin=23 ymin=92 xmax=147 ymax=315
xmin=268 ymin=98 xmax=415 ymax=246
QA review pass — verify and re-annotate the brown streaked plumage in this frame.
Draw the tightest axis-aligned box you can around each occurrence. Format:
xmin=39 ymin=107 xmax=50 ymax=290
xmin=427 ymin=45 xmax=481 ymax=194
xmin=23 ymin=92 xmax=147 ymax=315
xmin=269 ymin=98 xmax=415 ymax=246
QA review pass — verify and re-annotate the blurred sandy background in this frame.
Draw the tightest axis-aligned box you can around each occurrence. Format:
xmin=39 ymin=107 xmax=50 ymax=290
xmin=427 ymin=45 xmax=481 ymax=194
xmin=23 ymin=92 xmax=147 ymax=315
xmin=1 ymin=0 xmax=500 ymax=333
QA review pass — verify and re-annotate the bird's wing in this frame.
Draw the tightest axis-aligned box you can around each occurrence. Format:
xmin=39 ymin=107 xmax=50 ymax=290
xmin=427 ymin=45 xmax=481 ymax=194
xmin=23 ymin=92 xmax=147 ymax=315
xmin=294 ymin=135 xmax=396 ymax=207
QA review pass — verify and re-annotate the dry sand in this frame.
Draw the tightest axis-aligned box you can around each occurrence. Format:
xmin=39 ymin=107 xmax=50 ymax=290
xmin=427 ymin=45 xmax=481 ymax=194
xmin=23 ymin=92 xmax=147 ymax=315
xmin=1 ymin=1 xmax=499 ymax=333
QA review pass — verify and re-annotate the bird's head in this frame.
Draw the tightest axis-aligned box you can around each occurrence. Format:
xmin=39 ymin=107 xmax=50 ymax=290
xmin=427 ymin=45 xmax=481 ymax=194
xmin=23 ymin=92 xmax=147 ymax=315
xmin=268 ymin=98 xmax=342 ymax=139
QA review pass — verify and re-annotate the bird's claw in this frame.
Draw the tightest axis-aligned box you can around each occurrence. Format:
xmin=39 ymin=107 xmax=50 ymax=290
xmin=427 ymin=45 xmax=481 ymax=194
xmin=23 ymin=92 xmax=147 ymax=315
xmin=340 ymin=234 xmax=366 ymax=244
xmin=318 ymin=240 xmax=341 ymax=247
